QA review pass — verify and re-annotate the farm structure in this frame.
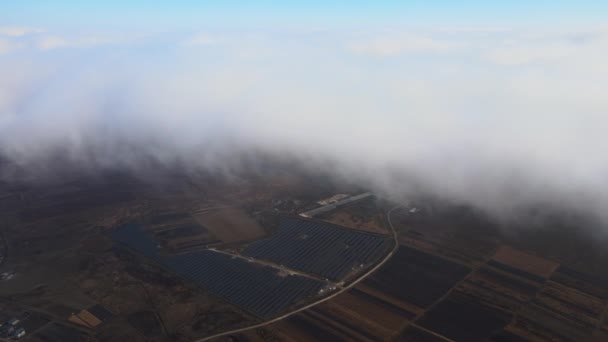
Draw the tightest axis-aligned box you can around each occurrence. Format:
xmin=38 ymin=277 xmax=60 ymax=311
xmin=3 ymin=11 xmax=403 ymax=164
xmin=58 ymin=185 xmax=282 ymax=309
xmin=242 ymin=217 xmax=394 ymax=282
xmin=111 ymin=224 xmax=324 ymax=318
xmin=299 ymin=192 xmax=374 ymax=218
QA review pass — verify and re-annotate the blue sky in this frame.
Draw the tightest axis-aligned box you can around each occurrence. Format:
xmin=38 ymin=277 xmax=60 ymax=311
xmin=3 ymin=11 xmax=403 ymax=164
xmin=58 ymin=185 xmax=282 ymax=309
xmin=2 ymin=1 xmax=607 ymax=30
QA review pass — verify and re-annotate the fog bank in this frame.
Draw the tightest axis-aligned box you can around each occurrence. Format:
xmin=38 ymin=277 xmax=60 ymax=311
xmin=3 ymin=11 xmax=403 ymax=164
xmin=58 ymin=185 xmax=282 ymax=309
xmin=1 ymin=26 xmax=607 ymax=226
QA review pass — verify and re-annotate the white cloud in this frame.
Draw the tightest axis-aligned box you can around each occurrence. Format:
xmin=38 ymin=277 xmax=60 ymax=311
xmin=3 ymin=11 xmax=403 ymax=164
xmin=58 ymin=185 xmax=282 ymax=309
xmin=485 ymin=41 xmax=577 ymax=65
xmin=1 ymin=25 xmax=608 ymax=226
xmin=347 ymin=34 xmax=463 ymax=57
xmin=34 ymin=35 xmax=128 ymax=50
xmin=35 ymin=36 xmax=69 ymax=50
xmin=181 ymin=32 xmax=219 ymax=47
xmin=484 ymin=29 xmax=608 ymax=66
xmin=0 ymin=26 xmax=44 ymax=37
xmin=0 ymin=38 xmax=19 ymax=54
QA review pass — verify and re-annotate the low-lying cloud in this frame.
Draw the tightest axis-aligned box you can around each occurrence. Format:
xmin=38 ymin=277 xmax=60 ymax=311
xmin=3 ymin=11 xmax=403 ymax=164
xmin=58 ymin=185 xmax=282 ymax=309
xmin=1 ymin=25 xmax=607 ymax=227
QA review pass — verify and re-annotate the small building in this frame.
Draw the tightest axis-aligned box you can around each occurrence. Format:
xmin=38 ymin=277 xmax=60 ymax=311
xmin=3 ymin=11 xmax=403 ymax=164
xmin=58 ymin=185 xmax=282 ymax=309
xmin=14 ymin=327 xmax=26 ymax=339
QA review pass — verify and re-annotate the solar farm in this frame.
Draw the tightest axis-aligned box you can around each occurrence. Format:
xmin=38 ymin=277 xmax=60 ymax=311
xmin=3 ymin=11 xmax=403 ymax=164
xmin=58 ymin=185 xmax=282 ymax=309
xmin=111 ymin=224 xmax=326 ymax=318
xmin=110 ymin=215 xmax=394 ymax=320
xmin=242 ymin=217 xmax=394 ymax=281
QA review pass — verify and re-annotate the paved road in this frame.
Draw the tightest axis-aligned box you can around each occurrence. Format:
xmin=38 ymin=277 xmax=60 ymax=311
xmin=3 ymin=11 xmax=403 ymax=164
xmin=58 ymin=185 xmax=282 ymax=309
xmin=195 ymin=204 xmax=403 ymax=342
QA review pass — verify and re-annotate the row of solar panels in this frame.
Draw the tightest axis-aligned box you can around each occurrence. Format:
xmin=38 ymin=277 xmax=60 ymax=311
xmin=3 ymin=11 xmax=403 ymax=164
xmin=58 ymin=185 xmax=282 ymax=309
xmin=242 ymin=217 xmax=393 ymax=281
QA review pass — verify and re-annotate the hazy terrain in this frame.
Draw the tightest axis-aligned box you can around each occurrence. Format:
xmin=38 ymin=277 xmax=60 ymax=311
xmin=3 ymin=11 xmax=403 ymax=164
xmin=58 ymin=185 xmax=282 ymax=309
xmin=1 ymin=2 xmax=608 ymax=341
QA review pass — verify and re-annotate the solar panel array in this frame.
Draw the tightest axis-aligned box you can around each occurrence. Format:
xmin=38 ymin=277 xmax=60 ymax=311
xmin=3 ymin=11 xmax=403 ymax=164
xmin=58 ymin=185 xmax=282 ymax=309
xmin=111 ymin=224 xmax=324 ymax=318
xmin=166 ymin=251 xmax=323 ymax=318
xmin=242 ymin=217 xmax=393 ymax=281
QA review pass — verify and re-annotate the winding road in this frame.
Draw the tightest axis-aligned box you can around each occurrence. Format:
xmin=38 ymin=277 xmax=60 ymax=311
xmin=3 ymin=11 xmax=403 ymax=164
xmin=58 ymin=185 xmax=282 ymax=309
xmin=196 ymin=204 xmax=403 ymax=342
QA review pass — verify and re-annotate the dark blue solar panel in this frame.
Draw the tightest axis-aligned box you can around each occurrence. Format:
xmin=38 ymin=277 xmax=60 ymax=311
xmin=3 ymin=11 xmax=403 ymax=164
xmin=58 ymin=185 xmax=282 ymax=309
xmin=242 ymin=217 xmax=393 ymax=281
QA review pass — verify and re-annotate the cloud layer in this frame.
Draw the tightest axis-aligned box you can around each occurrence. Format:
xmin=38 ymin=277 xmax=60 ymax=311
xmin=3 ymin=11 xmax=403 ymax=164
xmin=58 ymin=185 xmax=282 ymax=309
xmin=1 ymin=25 xmax=607 ymax=227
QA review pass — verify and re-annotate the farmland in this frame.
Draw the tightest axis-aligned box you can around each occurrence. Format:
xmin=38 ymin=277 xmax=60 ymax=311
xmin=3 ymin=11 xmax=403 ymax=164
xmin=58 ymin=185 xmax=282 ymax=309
xmin=3 ymin=170 xmax=608 ymax=341
xmin=231 ymin=203 xmax=608 ymax=342
xmin=362 ymin=245 xmax=471 ymax=308
xmin=242 ymin=217 xmax=393 ymax=282
xmin=417 ymin=291 xmax=512 ymax=341
xmin=193 ymin=207 xmax=266 ymax=244
xmin=490 ymin=246 xmax=559 ymax=282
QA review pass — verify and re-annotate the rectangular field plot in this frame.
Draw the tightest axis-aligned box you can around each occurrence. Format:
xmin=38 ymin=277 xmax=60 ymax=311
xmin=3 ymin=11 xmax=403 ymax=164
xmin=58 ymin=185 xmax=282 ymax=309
xmin=417 ymin=291 xmax=512 ymax=341
xmin=395 ymin=325 xmax=452 ymax=342
xmin=111 ymin=224 xmax=324 ymax=318
xmin=30 ymin=323 xmax=89 ymax=342
xmin=490 ymin=246 xmax=559 ymax=282
xmin=193 ymin=207 xmax=266 ymax=243
xmin=242 ymin=217 xmax=393 ymax=281
xmin=457 ymin=267 xmax=542 ymax=313
xmin=488 ymin=329 xmax=530 ymax=342
xmin=533 ymin=282 xmax=604 ymax=327
xmin=274 ymin=312 xmax=353 ymax=341
xmin=362 ymin=245 xmax=471 ymax=308
xmin=307 ymin=286 xmax=417 ymax=340
xmin=511 ymin=302 xmax=596 ymax=341
xmin=550 ymin=265 xmax=608 ymax=299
